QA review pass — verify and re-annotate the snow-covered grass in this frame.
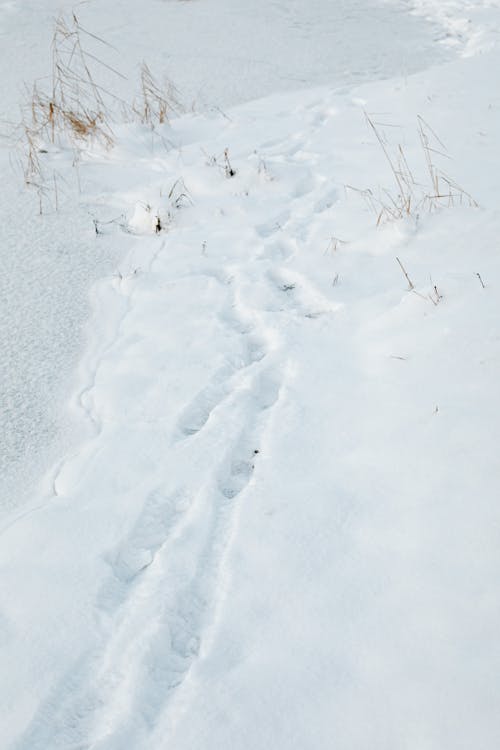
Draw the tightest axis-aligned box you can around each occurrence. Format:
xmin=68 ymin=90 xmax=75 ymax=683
xmin=1 ymin=2 xmax=500 ymax=749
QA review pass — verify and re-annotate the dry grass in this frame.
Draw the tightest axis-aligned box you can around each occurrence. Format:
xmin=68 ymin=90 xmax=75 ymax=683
xmin=167 ymin=177 xmax=193 ymax=209
xmin=133 ymin=62 xmax=181 ymax=128
xmin=15 ymin=13 xmax=181 ymax=213
xmin=15 ymin=12 xmax=127 ymax=209
xmin=354 ymin=113 xmax=478 ymax=225
xmin=18 ymin=15 xmax=181 ymax=173
xmin=27 ymin=13 xmax=121 ymax=148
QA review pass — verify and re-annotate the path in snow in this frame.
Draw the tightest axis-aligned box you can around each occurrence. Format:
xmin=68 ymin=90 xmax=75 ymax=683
xmin=0 ymin=0 xmax=453 ymax=511
xmin=3 ymin=95 xmax=342 ymax=747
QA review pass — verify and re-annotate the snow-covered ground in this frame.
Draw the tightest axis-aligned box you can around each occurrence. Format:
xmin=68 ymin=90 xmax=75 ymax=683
xmin=2 ymin=1 xmax=500 ymax=748
xmin=0 ymin=0 xmax=456 ymax=512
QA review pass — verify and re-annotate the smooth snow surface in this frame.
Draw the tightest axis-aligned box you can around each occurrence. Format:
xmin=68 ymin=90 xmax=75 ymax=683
xmin=2 ymin=1 xmax=500 ymax=749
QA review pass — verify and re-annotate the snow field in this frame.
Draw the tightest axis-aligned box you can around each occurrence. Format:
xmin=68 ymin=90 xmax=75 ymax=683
xmin=1 ymin=2 xmax=500 ymax=748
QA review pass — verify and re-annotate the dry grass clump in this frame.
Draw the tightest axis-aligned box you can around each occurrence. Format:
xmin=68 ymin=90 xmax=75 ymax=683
xmin=21 ymin=14 xmax=181 ymax=155
xmin=133 ymin=62 xmax=181 ymax=128
xmin=348 ymin=113 xmax=478 ymax=225
xmin=17 ymin=12 xmax=122 ymax=207
xmin=15 ymin=12 xmax=182 ymax=213
xmin=28 ymin=13 xmax=120 ymax=148
xmin=415 ymin=115 xmax=477 ymax=213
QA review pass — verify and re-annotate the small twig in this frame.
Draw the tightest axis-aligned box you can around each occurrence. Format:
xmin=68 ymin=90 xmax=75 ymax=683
xmin=476 ymin=272 xmax=486 ymax=289
xmin=433 ymin=284 xmax=443 ymax=303
xmin=396 ymin=256 xmax=414 ymax=290
xmin=224 ymin=147 xmax=236 ymax=178
xmin=324 ymin=236 xmax=347 ymax=255
xmin=427 ymin=282 xmax=443 ymax=306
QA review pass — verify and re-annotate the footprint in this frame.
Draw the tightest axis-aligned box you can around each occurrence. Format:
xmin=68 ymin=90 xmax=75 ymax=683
xmin=217 ymin=371 xmax=281 ymax=500
xmin=254 ymin=370 xmax=282 ymax=411
xmin=176 ymin=375 xmax=230 ymax=438
xmin=107 ymin=486 xmax=192 ymax=584
xmin=175 ymin=332 xmax=268 ymax=440
xmin=220 ymin=455 xmax=256 ymax=500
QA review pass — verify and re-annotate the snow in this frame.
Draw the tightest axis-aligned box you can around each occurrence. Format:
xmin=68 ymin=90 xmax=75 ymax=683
xmin=1 ymin=1 xmax=500 ymax=749
xmin=391 ymin=0 xmax=500 ymax=55
xmin=0 ymin=0 xmax=454 ymax=512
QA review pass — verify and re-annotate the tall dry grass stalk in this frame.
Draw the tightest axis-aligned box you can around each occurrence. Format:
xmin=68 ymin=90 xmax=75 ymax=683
xmin=133 ymin=62 xmax=181 ymax=128
xmin=357 ymin=113 xmax=478 ymax=225
xmin=15 ymin=13 xmax=182 ymax=212
xmin=16 ymin=12 xmax=126 ymax=208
